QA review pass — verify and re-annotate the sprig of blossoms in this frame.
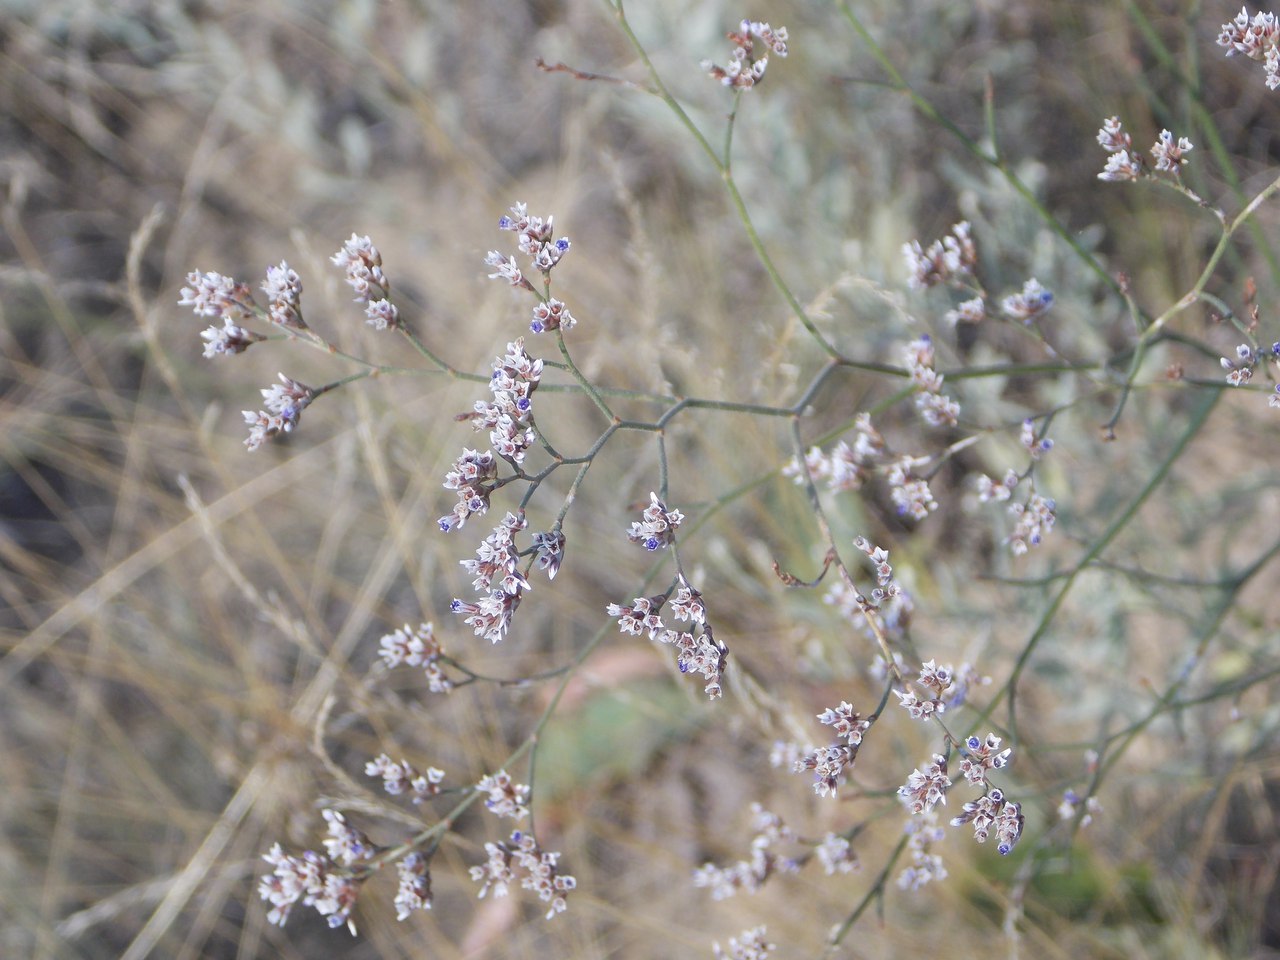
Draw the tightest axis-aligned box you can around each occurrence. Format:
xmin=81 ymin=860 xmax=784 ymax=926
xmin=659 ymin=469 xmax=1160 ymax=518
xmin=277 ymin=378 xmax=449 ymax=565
xmin=200 ymin=317 xmax=264 ymax=358
xmin=950 ymin=787 xmax=1024 ymax=855
xmin=262 ymin=261 xmax=305 ymax=328
xmin=627 ymin=492 xmax=684 ymax=551
xmin=449 ymin=512 xmax=529 ymax=644
xmin=469 ymin=829 xmax=576 ymax=919
xmin=1218 ymin=7 xmax=1280 ymax=89
xmin=795 ymin=699 xmax=873 ymax=797
xmin=903 ymin=221 xmax=977 ymax=289
xmin=330 ymin=234 xmax=400 ymax=329
xmin=693 ymin=804 xmax=797 ymax=899
xmin=476 ymin=769 xmax=531 ymax=820
xmin=887 ymin=456 xmax=938 ymax=521
xmin=393 ymin=852 xmax=432 ymax=920
xmin=606 ymin=594 xmax=667 ymax=638
xmin=1007 ymin=491 xmax=1057 ymax=556
xmin=439 ymin=449 xmax=497 ymax=532
xmin=365 ymin=753 xmax=446 ymax=803
xmin=1001 ymin=278 xmax=1055 ymax=323
xmin=896 ymin=659 xmax=953 ymax=720
xmin=485 ymin=202 xmax=571 ymax=290
xmin=377 ymin=622 xmax=453 ymax=692
xmin=259 ymin=844 xmax=364 ymax=934
xmin=1058 ymin=789 xmax=1103 ymax=827
xmin=1222 ymin=342 xmax=1257 ymax=386
xmin=898 ymin=754 xmax=952 ymax=815
xmin=823 ymin=537 xmax=913 ymax=645
xmin=814 ymin=832 xmax=860 ymax=875
xmin=1097 ymin=116 xmax=1193 ymax=181
xmin=897 ymin=813 xmax=947 ymax=890
xmin=783 ymin=414 xmax=885 ymax=492
xmin=713 ymin=926 xmax=775 ymax=960
xmin=958 ymin=734 xmax=1012 ymax=786
xmin=655 ymin=590 xmax=727 ymax=699
xmin=179 ymin=269 xmax=254 ymax=321
xmin=701 ymin=20 xmax=788 ymax=89
xmin=475 ymin=337 xmax=543 ymax=466
xmin=608 ymin=577 xmax=725 ymax=698
xmin=181 ymin=270 xmax=265 ymax=356
xmin=258 ymin=810 xmax=379 ymax=935
xmin=242 ymin=373 xmax=314 ymax=451
xmin=905 ymin=335 xmax=961 ymax=428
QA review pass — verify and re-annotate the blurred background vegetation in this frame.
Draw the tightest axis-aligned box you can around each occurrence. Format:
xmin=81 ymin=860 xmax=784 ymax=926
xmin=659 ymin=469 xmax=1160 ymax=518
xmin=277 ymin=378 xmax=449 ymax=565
xmin=4 ymin=0 xmax=1280 ymax=957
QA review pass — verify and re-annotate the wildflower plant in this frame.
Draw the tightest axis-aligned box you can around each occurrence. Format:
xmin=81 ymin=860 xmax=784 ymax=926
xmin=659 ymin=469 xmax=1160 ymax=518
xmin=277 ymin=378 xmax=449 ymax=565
xmin=144 ymin=2 xmax=1280 ymax=957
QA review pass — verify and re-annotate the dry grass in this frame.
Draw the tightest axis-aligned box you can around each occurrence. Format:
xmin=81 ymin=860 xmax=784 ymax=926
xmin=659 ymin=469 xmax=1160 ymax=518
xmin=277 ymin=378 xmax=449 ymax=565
xmin=4 ymin=1 xmax=1280 ymax=958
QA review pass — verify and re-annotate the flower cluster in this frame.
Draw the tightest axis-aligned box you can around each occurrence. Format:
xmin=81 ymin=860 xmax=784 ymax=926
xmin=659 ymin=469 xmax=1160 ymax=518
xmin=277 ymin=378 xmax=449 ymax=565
xmin=242 ymin=373 xmax=314 ymax=451
xmin=1097 ymin=116 xmax=1193 ymax=182
xmin=786 ymin=420 xmax=938 ymax=522
xmin=783 ymin=414 xmax=884 ymax=492
xmin=476 ymin=769 xmax=531 ymax=820
xmin=817 ymin=700 xmax=872 ymax=744
xmin=609 ymin=575 xmax=727 ymax=699
xmin=530 ymin=528 xmax=565 ymax=579
xmin=450 ymin=511 xmax=529 ymax=644
xmin=1058 ymin=789 xmax=1103 ymax=827
xmin=897 ymin=814 xmax=947 ymax=890
xmin=460 ymin=512 xmax=532 ymax=596
xmin=854 ymin=535 xmax=902 ymax=605
xmin=331 ymin=233 xmax=399 ymax=329
xmin=263 ymin=261 xmax=305 ymax=328
xmin=182 ymin=236 xmax=412 ymax=450
xmin=903 ymin=221 xmax=977 ymax=289
xmin=814 ymin=832 xmax=860 ymax=875
xmin=530 ymin=297 xmax=576 ymax=334
xmin=1221 ymin=340 xmax=1280 ymax=395
xmin=973 ymin=420 xmax=1056 ymax=554
xmin=627 ymin=492 xmax=684 ymax=551
xmin=958 ymin=733 xmax=1012 ymax=786
xmin=485 ymin=202 xmax=571 ymax=290
xmin=1222 ymin=342 xmax=1258 ymax=386
xmin=1218 ymin=7 xmax=1280 ymax=89
xmin=259 ymin=844 xmax=364 ymax=934
xmin=701 ymin=20 xmax=789 ymax=89
xmin=258 ymin=811 xmax=380 ymax=934
xmin=469 ymin=829 xmax=576 ymax=919
xmin=896 ymin=659 xmax=954 ymax=720
xmin=887 ymin=455 xmax=938 ymax=520
xmin=950 ymin=787 xmax=1024 ymax=855
xmin=200 ymin=317 xmax=264 ymax=358
xmin=365 ymin=753 xmax=446 ymax=803
xmin=393 ymin=853 xmax=433 ymax=920
xmin=1020 ymin=417 xmax=1054 ymax=459
xmin=178 ymin=269 xmax=254 ymax=322
xmin=946 ymin=296 xmax=986 ymax=326
xmin=377 ymin=622 xmax=453 ymax=692
xmin=898 ymin=754 xmax=952 ymax=815
xmin=795 ymin=699 xmax=873 ymax=797
xmin=976 ymin=469 xmax=1018 ymax=503
xmin=606 ymin=594 xmax=667 ymax=637
xmin=1007 ymin=491 xmax=1057 ymax=556
xmin=905 ymin=335 xmax=960 ymax=428
xmin=693 ymin=804 xmax=797 ymax=899
xmin=1000 ymin=278 xmax=1055 ymax=323
xmin=822 ymin=537 xmax=913 ymax=647
xmin=713 ymin=926 xmax=775 ymax=960
xmin=475 ymin=338 xmax=543 ymax=466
